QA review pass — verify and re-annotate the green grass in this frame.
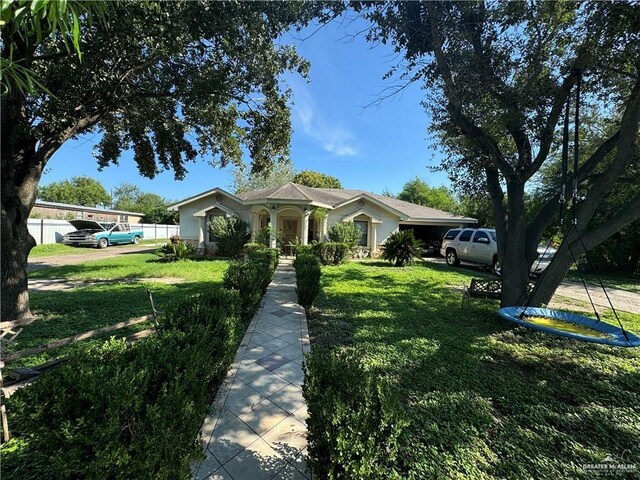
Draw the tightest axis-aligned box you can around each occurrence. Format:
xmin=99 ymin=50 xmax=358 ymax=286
xmin=308 ymin=260 xmax=640 ymax=479
xmin=10 ymin=255 xmax=228 ymax=368
xmin=29 ymin=252 xmax=226 ymax=282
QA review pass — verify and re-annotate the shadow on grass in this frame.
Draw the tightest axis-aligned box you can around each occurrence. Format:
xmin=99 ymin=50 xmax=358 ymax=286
xmin=309 ymin=261 xmax=640 ymax=478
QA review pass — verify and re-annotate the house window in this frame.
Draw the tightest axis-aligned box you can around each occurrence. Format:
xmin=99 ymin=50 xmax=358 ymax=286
xmin=354 ymin=220 xmax=368 ymax=247
xmin=119 ymin=214 xmax=128 ymax=222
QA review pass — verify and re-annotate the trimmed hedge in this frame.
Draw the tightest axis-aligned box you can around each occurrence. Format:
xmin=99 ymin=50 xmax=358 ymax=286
xmin=303 ymin=347 xmax=409 ymax=479
xmin=312 ymin=242 xmax=350 ymax=266
xmin=224 ymin=247 xmax=279 ymax=319
xmin=294 ymin=254 xmax=322 ymax=311
xmin=294 ymin=244 xmax=313 ymax=256
xmin=2 ymin=289 xmax=243 ymax=480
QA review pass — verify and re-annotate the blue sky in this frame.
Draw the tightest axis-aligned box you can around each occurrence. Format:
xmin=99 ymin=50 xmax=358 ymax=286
xmin=43 ymin=16 xmax=451 ymax=202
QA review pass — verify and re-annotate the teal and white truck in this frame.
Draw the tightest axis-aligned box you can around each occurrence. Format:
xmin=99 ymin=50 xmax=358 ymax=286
xmin=62 ymin=220 xmax=144 ymax=249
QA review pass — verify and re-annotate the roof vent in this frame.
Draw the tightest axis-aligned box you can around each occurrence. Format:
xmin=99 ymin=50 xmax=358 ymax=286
xmin=215 ymin=194 xmax=225 ymax=204
xmin=356 ymin=199 xmax=365 ymax=208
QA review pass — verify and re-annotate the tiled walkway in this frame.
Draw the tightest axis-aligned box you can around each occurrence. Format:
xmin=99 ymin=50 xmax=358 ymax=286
xmin=192 ymin=259 xmax=311 ymax=480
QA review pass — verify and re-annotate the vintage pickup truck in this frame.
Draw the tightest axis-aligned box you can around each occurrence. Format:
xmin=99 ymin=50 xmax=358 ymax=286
xmin=62 ymin=220 xmax=144 ymax=248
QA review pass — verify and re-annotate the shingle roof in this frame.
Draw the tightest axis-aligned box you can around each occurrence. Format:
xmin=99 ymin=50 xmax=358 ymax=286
xmin=236 ymin=183 xmax=475 ymax=222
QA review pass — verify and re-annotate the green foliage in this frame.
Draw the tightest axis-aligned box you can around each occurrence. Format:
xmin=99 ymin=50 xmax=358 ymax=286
xmin=155 ymin=240 xmax=195 ymax=262
xmin=38 ymin=176 xmax=111 ymax=207
xmin=303 ymin=347 xmax=408 ymax=479
xmin=244 ymin=242 xmax=267 ymax=256
xmin=311 ymin=207 xmax=328 ymax=223
xmin=255 ymin=225 xmax=272 ymax=246
xmin=2 ymin=289 xmax=244 ymax=479
xmin=231 ymin=160 xmax=295 ymax=193
xmin=208 ymin=216 xmax=250 ymax=258
xmin=223 ymin=248 xmax=278 ymax=320
xmin=294 ymin=244 xmax=314 ymax=256
xmin=459 ymin=194 xmax=495 ymax=228
xmin=292 ymin=170 xmax=342 ymax=189
xmin=312 ymin=242 xmax=350 ymax=266
xmin=396 ymin=178 xmax=459 ymax=213
xmin=306 ymin=261 xmax=640 ymax=478
xmin=327 ymin=222 xmax=362 ymax=251
xmin=112 ymin=183 xmax=176 ymax=223
xmin=294 ymin=254 xmax=322 ymax=310
xmin=380 ymin=230 xmax=424 ymax=267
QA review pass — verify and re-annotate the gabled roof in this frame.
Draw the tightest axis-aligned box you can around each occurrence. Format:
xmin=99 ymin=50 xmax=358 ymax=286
xmin=168 ymin=187 xmax=242 ymax=210
xmin=171 ymin=182 xmax=477 ymax=223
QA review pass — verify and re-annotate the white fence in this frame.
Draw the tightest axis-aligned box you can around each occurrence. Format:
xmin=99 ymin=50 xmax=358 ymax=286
xmin=27 ymin=219 xmax=180 ymax=245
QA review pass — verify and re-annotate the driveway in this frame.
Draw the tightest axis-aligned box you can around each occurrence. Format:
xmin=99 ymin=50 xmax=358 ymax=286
xmin=28 ymin=244 xmax=159 ymax=272
xmin=423 ymin=256 xmax=640 ymax=315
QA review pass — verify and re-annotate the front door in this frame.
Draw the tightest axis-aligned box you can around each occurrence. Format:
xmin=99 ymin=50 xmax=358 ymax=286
xmin=281 ymin=218 xmax=299 ymax=244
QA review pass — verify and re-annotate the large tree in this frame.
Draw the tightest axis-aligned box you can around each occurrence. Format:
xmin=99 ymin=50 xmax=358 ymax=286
xmin=1 ymin=1 xmax=320 ymax=320
xmin=39 ymin=176 xmax=111 ymax=207
xmin=396 ymin=177 xmax=459 ymax=212
xmin=361 ymin=1 xmax=640 ymax=306
xmin=292 ymin=170 xmax=342 ymax=188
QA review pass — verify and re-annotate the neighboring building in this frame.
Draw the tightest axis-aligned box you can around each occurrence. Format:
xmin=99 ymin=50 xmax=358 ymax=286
xmin=169 ymin=182 xmax=476 ymax=253
xmin=30 ymin=200 xmax=144 ymax=224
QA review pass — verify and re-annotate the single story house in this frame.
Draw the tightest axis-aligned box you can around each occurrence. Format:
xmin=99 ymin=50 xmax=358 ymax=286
xmin=31 ymin=200 xmax=144 ymax=223
xmin=170 ymin=182 xmax=476 ymax=253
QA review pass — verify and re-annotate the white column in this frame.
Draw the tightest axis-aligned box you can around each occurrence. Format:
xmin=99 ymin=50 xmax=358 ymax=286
xmin=251 ymin=212 xmax=258 ymax=241
xmin=197 ymin=216 xmax=206 ymax=250
xmin=371 ymin=224 xmax=378 ymax=253
xmin=321 ymin=217 xmax=328 ymax=242
xmin=302 ymin=211 xmax=311 ymax=245
xmin=269 ymin=208 xmax=277 ymax=248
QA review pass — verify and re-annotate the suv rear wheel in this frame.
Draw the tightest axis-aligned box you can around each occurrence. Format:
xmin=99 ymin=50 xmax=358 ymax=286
xmin=446 ymin=249 xmax=460 ymax=267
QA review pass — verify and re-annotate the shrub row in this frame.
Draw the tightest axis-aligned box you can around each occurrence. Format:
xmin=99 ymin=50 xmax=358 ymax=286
xmin=224 ymin=247 xmax=279 ymax=319
xmin=303 ymin=347 xmax=409 ymax=479
xmin=294 ymin=254 xmax=322 ymax=311
xmin=2 ymin=289 xmax=244 ymax=480
xmin=312 ymin=242 xmax=350 ymax=266
xmin=2 ymin=252 xmax=280 ymax=480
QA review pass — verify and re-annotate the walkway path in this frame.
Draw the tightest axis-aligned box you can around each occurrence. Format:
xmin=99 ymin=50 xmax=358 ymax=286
xmin=192 ymin=259 xmax=311 ymax=480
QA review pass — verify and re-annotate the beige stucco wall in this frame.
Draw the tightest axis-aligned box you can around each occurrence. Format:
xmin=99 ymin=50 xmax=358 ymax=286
xmin=178 ymin=192 xmax=251 ymax=242
xmin=328 ymin=199 xmax=400 ymax=250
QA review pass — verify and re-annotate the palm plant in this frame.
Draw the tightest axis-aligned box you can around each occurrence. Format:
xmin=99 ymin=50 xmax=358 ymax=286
xmin=380 ymin=230 xmax=424 ymax=267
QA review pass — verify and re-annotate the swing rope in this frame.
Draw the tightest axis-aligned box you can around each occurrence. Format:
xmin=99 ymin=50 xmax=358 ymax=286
xmin=516 ymin=72 xmax=630 ymax=343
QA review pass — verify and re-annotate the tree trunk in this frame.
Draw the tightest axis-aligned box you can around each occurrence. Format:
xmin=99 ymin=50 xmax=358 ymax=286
xmin=1 ymin=205 xmax=36 ymax=321
xmin=498 ymin=178 xmax=536 ymax=307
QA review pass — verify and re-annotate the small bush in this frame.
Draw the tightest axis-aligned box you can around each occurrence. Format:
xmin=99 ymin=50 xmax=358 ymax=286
xmin=380 ymin=230 xmax=424 ymax=267
xmin=2 ymin=291 xmax=244 ymax=480
xmin=155 ymin=240 xmax=195 ymax=262
xmin=294 ymin=254 xmax=322 ymax=310
xmin=208 ymin=216 xmax=250 ymax=257
xmin=244 ymin=242 xmax=267 ymax=256
xmin=294 ymin=244 xmax=313 ymax=256
xmin=313 ymin=242 xmax=350 ymax=266
xmin=255 ymin=225 xmax=272 ymax=246
xmin=303 ymin=348 xmax=409 ymax=479
xmin=327 ymin=222 xmax=362 ymax=251
xmin=224 ymin=248 xmax=279 ymax=320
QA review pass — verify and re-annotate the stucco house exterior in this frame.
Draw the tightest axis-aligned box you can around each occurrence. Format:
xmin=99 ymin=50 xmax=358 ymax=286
xmin=169 ymin=182 xmax=476 ymax=254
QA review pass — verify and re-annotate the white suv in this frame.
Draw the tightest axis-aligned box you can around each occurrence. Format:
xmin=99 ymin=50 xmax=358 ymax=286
xmin=439 ymin=228 xmax=555 ymax=276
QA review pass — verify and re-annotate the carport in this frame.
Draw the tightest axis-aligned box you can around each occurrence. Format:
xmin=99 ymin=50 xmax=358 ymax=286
xmin=399 ymin=220 xmax=475 ymax=255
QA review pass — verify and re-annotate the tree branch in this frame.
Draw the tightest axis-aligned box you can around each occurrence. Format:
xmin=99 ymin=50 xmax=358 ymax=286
xmin=426 ymin=2 xmax=513 ymax=176
xmin=526 ymin=49 xmax=592 ymax=179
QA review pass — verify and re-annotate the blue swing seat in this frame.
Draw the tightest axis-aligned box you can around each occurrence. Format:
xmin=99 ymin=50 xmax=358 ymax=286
xmin=498 ymin=306 xmax=640 ymax=348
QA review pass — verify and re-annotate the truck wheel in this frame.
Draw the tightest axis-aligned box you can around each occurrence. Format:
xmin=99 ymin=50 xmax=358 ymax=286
xmin=446 ymin=249 xmax=460 ymax=267
xmin=133 ymin=235 xmax=140 ymax=245
xmin=98 ymin=238 xmax=109 ymax=249
xmin=493 ymin=256 xmax=502 ymax=277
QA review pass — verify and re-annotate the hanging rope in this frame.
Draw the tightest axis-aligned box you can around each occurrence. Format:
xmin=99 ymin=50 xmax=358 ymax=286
xmin=515 ymin=71 xmax=631 ymax=343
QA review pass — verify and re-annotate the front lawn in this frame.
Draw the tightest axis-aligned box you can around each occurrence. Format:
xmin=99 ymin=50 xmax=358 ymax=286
xmin=11 ymin=254 xmax=229 ymax=368
xmin=305 ymin=260 xmax=640 ymax=479
xmin=28 ymin=239 xmax=167 ymax=258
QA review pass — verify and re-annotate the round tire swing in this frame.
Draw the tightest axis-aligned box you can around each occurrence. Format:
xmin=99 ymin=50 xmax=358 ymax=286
xmin=498 ymin=72 xmax=640 ymax=348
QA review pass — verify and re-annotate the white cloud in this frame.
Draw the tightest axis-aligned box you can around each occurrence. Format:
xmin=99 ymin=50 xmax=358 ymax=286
xmin=292 ymin=83 xmax=358 ymax=157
